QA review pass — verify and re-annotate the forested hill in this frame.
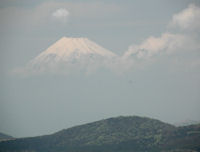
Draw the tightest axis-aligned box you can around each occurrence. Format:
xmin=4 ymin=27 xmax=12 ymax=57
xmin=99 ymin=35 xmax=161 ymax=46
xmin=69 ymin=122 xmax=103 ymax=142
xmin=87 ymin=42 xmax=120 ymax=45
xmin=0 ymin=116 xmax=200 ymax=152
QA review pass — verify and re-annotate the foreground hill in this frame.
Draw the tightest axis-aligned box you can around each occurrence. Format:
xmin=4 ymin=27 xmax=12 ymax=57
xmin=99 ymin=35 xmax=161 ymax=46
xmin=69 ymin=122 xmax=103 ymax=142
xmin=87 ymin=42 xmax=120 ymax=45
xmin=0 ymin=116 xmax=200 ymax=152
xmin=0 ymin=133 xmax=13 ymax=141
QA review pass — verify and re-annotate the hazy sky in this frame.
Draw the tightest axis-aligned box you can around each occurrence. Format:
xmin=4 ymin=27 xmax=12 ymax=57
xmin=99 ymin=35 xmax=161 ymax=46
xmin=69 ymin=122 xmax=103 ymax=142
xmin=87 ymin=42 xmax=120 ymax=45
xmin=0 ymin=0 xmax=200 ymax=137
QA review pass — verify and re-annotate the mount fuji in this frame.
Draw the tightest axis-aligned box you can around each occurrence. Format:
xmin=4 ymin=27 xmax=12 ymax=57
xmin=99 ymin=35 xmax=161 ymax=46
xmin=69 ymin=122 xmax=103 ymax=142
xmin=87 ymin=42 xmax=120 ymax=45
xmin=19 ymin=37 xmax=118 ymax=75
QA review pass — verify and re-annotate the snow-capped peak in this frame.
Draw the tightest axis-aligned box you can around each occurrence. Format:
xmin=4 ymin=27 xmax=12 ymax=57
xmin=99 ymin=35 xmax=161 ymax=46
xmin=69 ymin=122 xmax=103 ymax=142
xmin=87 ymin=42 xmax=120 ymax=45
xmin=38 ymin=37 xmax=116 ymax=58
xmin=23 ymin=37 xmax=118 ymax=74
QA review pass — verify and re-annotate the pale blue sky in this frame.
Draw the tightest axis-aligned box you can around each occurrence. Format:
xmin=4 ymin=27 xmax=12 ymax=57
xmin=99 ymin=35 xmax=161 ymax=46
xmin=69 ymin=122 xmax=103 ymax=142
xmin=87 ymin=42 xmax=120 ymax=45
xmin=0 ymin=0 xmax=200 ymax=137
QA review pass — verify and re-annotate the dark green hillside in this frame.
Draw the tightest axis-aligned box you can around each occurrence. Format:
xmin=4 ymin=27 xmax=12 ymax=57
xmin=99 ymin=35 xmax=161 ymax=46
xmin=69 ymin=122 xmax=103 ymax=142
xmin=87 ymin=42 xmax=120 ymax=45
xmin=161 ymin=124 xmax=200 ymax=151
xmin=0 ymin=116 xmax=199 ymax=152
xmin=52 ymin=116 xmax=175 ymax=146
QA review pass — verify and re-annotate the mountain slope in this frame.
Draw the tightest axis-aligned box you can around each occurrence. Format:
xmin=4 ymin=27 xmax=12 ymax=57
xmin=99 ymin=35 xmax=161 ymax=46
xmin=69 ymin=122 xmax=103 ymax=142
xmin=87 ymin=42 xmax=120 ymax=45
xmin=52 ymin=116 xmax=174 ymax=146
xmin=0 ymin=116 xmax=199 ymax=152
xmin=21 ymin=37 xmax=118 ymax=74
xmin=0 ymin=133 xmax=13 ymax=141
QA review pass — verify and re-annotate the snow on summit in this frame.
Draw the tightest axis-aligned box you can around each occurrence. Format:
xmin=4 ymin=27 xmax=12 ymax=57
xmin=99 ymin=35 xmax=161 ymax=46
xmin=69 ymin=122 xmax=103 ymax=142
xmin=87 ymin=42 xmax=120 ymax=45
xmin=18 ymin=37 xmax=118 ymax=75
xmin=35 ymin=37 xmax=116 ymax=60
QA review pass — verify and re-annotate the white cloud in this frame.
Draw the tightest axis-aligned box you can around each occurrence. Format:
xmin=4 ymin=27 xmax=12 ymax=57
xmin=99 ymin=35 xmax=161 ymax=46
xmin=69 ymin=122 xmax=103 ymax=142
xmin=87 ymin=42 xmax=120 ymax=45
xmin=169 ymin=4 xmax=200 ymax=30
xmin=123 ymin=4 xmax=200 ymax=71
xmin=52 ymin=8 xmax=69 ymax=21
xmin=124 ymin=33 xmax=186 ymax=59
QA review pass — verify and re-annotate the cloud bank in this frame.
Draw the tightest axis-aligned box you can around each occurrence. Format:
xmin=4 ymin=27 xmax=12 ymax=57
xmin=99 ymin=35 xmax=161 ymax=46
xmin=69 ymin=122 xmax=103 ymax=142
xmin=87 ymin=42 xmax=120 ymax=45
xmin=169 ymin=4 xmax=200 ymax=31
xmin=124 ymin=33 xmax=186 ymax=59
xmin=123 ymin=4 xmax=200 ymax=71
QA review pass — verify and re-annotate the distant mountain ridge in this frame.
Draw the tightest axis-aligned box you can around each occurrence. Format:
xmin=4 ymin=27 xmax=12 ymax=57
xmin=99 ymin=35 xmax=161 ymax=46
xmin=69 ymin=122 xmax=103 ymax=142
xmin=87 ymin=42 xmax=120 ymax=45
xmin=174 ymin=119 xmax=200 ymax=127
xmin=0 ymin=133 xmax=13 ymax=141
xmin=0 ymin=116 xmax=200 ymax=152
